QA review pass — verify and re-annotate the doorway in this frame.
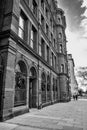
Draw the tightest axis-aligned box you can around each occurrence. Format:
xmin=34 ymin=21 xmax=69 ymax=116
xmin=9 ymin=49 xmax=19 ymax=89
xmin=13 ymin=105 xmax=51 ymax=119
xmin=29 ymin=67 xmax=37 ymax=108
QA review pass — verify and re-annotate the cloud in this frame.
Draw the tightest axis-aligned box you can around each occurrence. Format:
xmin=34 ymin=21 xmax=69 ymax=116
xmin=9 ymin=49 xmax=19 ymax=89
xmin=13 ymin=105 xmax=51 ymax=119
xmin=58 ymin=0 xmax=87 ymax=67
xmin=58 ymin=0 xmax=86 ymax=34
xmin=80 ymin=0 xmax=87 ymax=38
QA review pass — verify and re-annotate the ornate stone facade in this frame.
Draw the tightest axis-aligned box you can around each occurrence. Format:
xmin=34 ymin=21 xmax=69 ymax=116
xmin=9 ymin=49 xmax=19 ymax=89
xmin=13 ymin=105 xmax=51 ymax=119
xmin=0 ymin=0 xmax=70 ymax=121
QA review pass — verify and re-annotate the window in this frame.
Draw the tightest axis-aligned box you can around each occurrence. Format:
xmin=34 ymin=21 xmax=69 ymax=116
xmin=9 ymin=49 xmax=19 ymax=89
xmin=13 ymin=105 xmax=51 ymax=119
xmin=61 ymin=64 xmax=64 ymax=73
xmin=53 ymin=39 xmax=55 ymax=47
xmin=41 ymin=15 xmax=44 ymax=28
xmin=14 ymin=61 xmax=27 ymax=107
xmin=47 ymin=45 xmax=49 ymax=63
xmin=41 ymin=38 xmax=45 ymax=58
xmin=46 ymin=24 xmax=49 ymax=36
xmin=39 ymin=42 xmax=41 ymax=56
xmin=59 ymin=44 xmax=63 ymax=53
xmin=30 ymin=25 xmax=37 ymax=50
xmin=51 ymin=52 xmax=52 ymax=66
xmin=58 ymin=33 xmax=62 ymax=39
xmin=18 ymin=12 xmax=27 ymax=41
xmin=32 ymin=0 xmax=37 ymax=17
xmin=54 ymin=56 xmax=56 ymax=69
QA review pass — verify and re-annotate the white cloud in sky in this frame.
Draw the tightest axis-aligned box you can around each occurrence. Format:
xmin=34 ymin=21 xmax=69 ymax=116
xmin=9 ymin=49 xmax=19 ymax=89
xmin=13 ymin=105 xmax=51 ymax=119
xmin=65 ymin=0 xmax=87 ymax=67
xmin=81 ymin=0 xmax=87 ymax=8
xmin=80 ymin=0 xmax=87 ymax=37
xmin=66 ymin=28 xmax=87 ymax=67
xmin=58 ymin=0 xmax=87 ymax=67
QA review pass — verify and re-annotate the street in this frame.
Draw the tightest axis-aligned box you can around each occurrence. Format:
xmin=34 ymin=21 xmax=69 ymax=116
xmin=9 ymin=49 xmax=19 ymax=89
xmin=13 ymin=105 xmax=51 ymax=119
xmin=0 ymin=99 xmax=87 ymax=130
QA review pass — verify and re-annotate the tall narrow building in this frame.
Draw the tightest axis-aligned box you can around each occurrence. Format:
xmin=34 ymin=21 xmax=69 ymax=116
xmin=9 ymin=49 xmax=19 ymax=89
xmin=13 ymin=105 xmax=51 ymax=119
xmin=68 ymin=54 xmax=78 ymax=96
xmin=0 ymin=0 xmax=69 ymax=121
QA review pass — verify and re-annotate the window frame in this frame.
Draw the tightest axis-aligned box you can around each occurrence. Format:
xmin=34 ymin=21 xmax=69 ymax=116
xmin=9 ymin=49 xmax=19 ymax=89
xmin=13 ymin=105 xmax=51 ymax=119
xmin=30 ymin=25 xmax=37 ymax=51
xmin=18 ymin=12 xmax=27 ymax=41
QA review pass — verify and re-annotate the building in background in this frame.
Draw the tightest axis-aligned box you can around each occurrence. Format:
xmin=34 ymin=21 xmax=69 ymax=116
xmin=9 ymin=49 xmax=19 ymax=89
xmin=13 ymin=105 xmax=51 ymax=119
xmin=68 ymin=54 xmax=78 ymax=96
xmin=0 ymin=0 xmax=69 ymax=121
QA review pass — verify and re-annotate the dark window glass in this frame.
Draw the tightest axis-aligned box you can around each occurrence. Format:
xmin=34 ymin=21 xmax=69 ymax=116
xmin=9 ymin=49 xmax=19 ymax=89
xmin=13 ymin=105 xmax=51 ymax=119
xmin=32 ymin=0 xmax=37 ymax=17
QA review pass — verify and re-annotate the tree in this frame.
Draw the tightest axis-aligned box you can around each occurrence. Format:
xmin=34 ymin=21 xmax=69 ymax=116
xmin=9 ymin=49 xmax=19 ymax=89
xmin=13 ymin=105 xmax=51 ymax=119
xmin=78 ymin=88 xmax=83 ymax=96
xmin=76 ymin=67 xmax=87 ymax=91
xmin=77 ymin=68 xmax=87 ymax=80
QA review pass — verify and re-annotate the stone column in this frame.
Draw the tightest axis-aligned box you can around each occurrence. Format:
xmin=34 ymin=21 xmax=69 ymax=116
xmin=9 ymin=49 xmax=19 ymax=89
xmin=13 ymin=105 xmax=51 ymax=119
xmin=50 ymin=72 xmax=53 ymax=103
xmin=2 ymin=40 xmax=16 ymax=120
xmin=38 ymin=63 xmax=42 ymax=109
xmin=2 ymin=0 xmax=20 ymax=34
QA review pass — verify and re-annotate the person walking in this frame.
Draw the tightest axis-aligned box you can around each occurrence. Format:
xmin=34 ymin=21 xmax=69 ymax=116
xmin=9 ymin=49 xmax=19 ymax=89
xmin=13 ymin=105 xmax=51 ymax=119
xmin=73 ymin=94 xmax=75 ymax=100
xmin=75 ymin=94 xmax=78 ymax=100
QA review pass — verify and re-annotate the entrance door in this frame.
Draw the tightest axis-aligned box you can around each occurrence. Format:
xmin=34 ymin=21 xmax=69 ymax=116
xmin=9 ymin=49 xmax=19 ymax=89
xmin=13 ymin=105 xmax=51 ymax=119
xmin=29 ymin=77 xmax=37 ymax=108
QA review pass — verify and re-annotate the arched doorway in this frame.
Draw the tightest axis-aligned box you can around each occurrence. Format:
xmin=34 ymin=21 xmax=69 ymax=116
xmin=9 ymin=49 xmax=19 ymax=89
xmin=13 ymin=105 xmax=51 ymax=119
xmin=0 ymin=56 xmax=4 ymax=120
xmin=14 ymin=61 xmax=27 ymax=107
xmin=29 ymin=67 xmax=37 ymax=108
xmin=41 ymin=72 xmax=46 ymax=103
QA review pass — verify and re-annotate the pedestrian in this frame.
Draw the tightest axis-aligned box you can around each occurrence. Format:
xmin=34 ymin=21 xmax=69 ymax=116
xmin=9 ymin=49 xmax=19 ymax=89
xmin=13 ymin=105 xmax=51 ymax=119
xmin=73 ymin=94 xmax=75 ymax=100
xmin=75 ymin=94 xmax=78 ymax=100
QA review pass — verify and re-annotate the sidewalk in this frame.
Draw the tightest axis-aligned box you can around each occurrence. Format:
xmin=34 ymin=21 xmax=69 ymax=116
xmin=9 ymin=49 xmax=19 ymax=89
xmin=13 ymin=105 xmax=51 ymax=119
xmin=0 ymin=99 xmax=87 ymax=130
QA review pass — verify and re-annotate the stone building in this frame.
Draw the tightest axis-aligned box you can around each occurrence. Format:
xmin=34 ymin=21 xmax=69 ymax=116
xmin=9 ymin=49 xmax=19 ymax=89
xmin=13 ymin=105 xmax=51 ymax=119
xmin=68 ymin=54 xmax=78 ymax=96
xmin=0 ymin=0 xmax=69 ymax=121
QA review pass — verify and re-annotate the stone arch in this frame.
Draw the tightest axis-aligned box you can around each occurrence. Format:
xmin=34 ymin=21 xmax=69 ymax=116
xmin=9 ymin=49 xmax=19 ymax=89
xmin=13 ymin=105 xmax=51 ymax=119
xmin=15 ymin=57 xmax=29 ymax=77
xmin=14 ymin=60 xmax=28 ymax=107
xmin=29 ymin=63 xmax=38 ymax=78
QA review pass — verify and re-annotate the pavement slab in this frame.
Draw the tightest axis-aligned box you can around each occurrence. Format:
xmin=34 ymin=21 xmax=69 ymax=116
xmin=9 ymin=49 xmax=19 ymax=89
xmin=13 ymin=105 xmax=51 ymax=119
xmin=0 ymin=122 xmax=18 ymax=130
xmin=0 ymin=99 xmax=87 ymax=130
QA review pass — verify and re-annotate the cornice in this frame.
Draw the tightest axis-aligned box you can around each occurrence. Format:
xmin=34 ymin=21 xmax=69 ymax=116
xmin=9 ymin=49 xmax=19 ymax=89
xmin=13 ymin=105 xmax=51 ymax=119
xmin=58 ymin=73 xmax=69 ymax=78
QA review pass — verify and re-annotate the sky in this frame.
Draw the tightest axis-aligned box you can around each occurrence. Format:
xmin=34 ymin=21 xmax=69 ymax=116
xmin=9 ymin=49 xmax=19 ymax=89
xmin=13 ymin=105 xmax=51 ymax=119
xmin=58 ymin=0 xmax=87 ymax=68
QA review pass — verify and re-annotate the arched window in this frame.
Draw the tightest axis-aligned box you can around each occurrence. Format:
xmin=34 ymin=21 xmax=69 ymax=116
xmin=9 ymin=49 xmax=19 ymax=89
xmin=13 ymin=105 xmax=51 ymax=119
xmin=14 ymin=61 xmax=27 ymax=107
